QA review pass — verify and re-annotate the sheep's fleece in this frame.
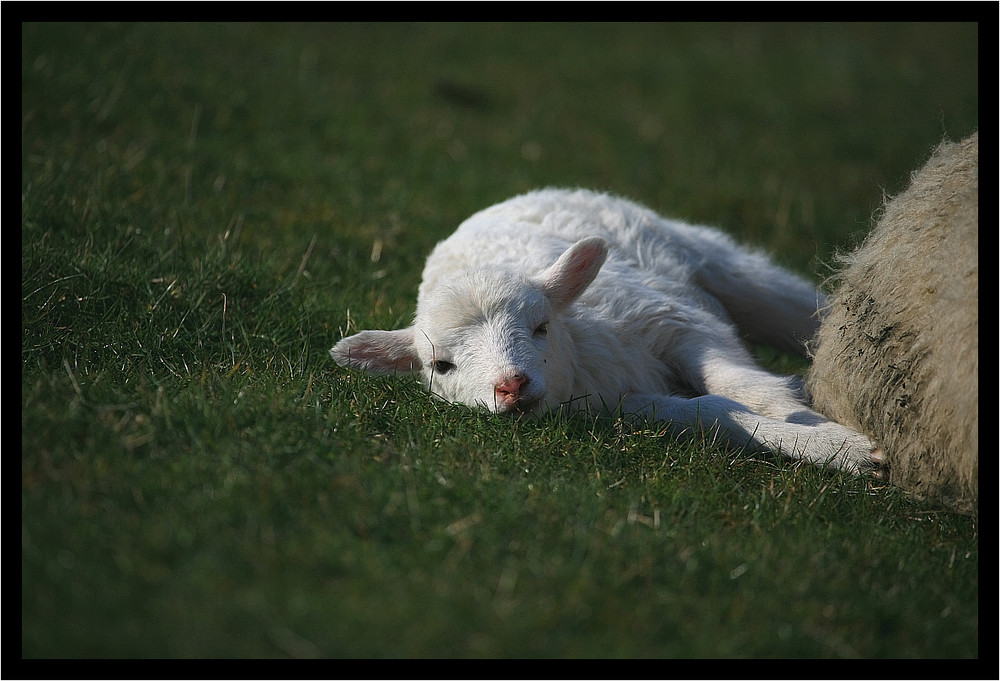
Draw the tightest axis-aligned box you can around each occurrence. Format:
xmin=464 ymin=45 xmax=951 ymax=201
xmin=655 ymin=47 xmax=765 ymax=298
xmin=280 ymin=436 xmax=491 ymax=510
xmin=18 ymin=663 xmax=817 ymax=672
xmin=333 ymin=188 xmax=881 ymax=474
xmin=808 ymin=133 xmax=978 ymax=514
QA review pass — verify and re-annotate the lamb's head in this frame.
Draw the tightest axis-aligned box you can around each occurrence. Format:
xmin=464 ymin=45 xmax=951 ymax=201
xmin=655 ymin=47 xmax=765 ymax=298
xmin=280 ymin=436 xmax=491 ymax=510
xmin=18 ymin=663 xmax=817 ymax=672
xmin=331 ymin=236 xmax=607 ymax=415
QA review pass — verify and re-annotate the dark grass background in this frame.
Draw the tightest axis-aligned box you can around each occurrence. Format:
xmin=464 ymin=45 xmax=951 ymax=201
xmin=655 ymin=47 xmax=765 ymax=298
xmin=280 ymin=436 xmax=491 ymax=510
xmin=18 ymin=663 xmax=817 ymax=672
xmin=22 ymin=22 xmax=978 ymax=659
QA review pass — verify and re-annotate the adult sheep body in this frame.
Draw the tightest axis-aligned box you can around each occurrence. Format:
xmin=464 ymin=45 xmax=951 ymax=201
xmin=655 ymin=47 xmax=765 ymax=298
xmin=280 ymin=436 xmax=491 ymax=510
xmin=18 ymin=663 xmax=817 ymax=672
xmin=807 ymin=133 xmax=979 ymax=514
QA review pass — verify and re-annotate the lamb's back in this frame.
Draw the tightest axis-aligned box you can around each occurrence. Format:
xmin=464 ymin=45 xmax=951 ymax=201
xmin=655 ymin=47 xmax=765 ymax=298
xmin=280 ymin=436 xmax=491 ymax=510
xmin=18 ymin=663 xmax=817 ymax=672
xmin=417 ymin=188 xmax=703 ymax=303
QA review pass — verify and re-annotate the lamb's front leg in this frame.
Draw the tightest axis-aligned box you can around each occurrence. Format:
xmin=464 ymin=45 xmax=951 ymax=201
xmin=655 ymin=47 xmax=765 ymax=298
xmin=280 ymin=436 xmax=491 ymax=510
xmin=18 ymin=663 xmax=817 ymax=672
xmin=678 ymin=342 xmax=818 ymax=423
xmin=620 ymin=393 xmax=881 ymax=474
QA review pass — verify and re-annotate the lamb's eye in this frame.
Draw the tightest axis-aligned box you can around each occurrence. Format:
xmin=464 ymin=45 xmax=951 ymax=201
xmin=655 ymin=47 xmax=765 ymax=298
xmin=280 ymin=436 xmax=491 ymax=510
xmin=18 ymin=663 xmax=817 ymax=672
xmin=433 ymin=360 xmax=456 ymax=374
xmin=533 ymin=322 xmax=548 ymax=337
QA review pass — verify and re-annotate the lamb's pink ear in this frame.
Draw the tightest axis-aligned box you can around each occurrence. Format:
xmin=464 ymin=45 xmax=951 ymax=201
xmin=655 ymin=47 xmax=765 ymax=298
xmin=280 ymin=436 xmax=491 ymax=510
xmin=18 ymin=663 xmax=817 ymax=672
xmin=537 ymin=237 xmax=608 ymax=308
xmin=330 ymin=328 xmax=422 ymax=374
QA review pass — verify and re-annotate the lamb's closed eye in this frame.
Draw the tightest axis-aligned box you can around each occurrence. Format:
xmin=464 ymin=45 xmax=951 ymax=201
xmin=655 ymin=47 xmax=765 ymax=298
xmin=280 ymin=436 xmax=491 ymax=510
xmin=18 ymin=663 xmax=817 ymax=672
xmin=432 ymin=359 xmax=456 ymax=374
xmin=533 ymin=322 xmax=548 ymax=337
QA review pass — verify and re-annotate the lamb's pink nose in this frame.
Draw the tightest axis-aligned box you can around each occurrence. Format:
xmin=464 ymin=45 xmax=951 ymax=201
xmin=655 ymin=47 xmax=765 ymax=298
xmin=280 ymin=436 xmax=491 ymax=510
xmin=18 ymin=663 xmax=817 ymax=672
xmin=494 ymin=373 xmax=529 ymax=405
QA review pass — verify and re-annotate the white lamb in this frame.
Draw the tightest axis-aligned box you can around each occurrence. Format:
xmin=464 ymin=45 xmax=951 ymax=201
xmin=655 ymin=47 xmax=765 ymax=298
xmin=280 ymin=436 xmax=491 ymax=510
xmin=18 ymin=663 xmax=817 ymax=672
xmin=332 ymin=188 xmax=880 ymax=473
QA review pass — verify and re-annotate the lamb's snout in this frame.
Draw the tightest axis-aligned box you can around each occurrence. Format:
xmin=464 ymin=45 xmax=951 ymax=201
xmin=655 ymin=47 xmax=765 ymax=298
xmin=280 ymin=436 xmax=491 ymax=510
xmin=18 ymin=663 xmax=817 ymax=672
xmin=494 ymin=372 xmax=531 ymax=410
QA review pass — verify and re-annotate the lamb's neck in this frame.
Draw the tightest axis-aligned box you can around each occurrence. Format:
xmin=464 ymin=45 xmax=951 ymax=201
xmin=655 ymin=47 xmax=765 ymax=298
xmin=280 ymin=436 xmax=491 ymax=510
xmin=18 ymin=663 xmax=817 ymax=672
xmin=561 ymin=312 xmax=667 ymax=410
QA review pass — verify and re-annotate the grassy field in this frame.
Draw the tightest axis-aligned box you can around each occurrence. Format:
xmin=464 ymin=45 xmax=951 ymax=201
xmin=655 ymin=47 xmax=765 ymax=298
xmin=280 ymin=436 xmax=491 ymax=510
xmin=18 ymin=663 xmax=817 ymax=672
xmin=22 ymin=22 xmax=978 ymax=659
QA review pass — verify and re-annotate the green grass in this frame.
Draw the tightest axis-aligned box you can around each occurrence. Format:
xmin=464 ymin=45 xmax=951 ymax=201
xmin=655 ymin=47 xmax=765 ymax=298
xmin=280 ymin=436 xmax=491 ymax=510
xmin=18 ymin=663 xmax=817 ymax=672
xmin=22 ymin=22 xmax=978 ymax=659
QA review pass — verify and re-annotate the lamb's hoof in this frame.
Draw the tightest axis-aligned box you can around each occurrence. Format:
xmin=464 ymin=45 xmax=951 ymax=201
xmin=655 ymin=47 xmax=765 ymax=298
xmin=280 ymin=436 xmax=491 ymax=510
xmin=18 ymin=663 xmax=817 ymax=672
xmin=867 ymin=444 xmax=889 ymax=480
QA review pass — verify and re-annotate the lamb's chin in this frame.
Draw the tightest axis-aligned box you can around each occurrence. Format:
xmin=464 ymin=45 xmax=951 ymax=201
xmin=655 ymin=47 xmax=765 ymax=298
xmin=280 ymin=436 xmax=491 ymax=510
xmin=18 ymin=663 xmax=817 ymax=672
xmin=511 ymin=398 xmax=543 ymax=416
xmin=476 ymin=397 xmax=544 ymax=417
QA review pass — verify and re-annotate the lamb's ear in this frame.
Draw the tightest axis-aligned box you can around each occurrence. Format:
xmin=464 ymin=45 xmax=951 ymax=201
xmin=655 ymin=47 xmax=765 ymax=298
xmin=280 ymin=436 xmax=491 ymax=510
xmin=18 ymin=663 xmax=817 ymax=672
xmin=330 ymin=328 xmax=422 ymax=374
xmin=537 ymin=236 xmax=608 ymax=308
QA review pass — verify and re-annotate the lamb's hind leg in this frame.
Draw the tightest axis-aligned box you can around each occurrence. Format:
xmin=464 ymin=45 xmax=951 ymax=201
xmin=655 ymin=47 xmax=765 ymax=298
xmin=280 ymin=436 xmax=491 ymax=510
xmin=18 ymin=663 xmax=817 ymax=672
xmin=620 ymin=392 xmax=880 ymax=474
